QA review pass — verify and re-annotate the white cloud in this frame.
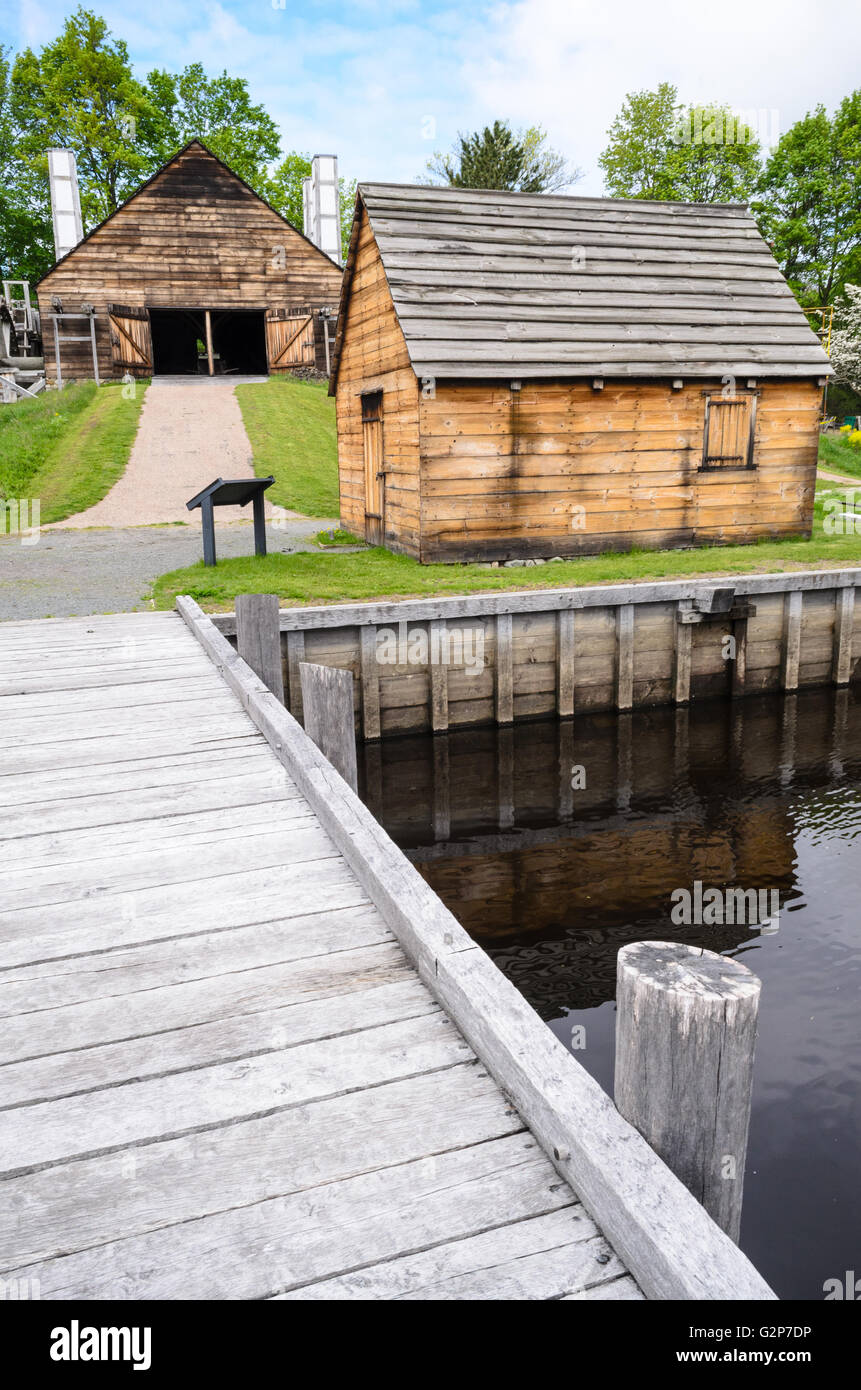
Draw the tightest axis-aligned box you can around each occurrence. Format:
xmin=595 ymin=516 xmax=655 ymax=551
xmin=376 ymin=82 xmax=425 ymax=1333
xmin=454 ymin=0 xmax=861 ymax=191
xmin=5 ymin=0 xmax=861 ymax=196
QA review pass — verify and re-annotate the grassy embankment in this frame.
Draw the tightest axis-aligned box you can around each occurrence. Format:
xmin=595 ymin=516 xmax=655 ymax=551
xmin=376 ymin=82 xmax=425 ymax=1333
xmin=235 ymin=375 xmax=340 ymax=517
xmin=0 ymin=380 xmax=148 ymax=525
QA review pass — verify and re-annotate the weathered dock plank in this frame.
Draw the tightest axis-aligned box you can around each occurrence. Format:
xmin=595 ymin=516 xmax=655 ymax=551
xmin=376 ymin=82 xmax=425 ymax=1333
xmin=0 ymin=610 xmax=636 ymax=1301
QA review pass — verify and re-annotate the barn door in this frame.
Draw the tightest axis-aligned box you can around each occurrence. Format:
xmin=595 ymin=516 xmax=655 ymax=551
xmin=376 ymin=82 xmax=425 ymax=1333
xmin=362 ymin=390 xmax=384 ymax=546
xmin=265 ymin=309 xmax=316 ymax=369
xmin=107 ymin=304 xmax=152 ymax=372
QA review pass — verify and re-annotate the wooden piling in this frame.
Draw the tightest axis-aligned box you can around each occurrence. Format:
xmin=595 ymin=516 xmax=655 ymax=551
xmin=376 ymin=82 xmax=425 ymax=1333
xmin=298 ymin=661 xmax=358 ymax=792
xmin=614 ymin=941 xmax=761 ymax=1243
xmin=832 ymin=586 xmax=855 ymax=685
xmin=235 ymin=594 xmax=284 ymax=702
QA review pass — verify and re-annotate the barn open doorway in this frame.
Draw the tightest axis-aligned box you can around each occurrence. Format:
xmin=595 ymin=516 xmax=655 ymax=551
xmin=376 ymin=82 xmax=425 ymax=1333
xmin=149 ymin=308 xmax=268 ymax=376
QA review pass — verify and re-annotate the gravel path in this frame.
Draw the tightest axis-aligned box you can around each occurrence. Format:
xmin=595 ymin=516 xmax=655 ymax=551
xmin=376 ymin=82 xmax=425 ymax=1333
xmin=52 ymin=376 xmax=284 ymax=528
xmin=0 ymin=518 xmax=329 ymax=621
xmin=818 ymin=467 xmax=861 ymax=486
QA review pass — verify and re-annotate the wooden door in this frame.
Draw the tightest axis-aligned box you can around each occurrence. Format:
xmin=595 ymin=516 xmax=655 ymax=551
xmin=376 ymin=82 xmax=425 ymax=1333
xmin=362 ymin=390 xmax=384 ymax=545
xmin=265 ymin=309 xmax=316 ymax=369
xmin=107 ymin=304 xmax=152 ymax=372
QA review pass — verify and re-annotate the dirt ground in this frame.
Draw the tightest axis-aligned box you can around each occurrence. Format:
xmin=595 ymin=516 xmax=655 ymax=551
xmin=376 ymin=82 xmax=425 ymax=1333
xmin=50 ymin=376 xmax=294 ymax=529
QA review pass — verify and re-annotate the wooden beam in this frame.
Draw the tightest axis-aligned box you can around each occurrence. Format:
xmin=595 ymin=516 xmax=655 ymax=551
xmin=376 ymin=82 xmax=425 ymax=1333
xmin=780 ymin=590 xmax=803 ymax=691
xmin=495 ymin=614 xmax=514 ymax=724
xmin=204 ymin=309 xmax=215 ymax=377
xmin=285 ymin=631 xmax=306 ymax=721
xmin=299 ymin=661 xmax=358 ymax=792
xmin=673 ymin=609 xmax=692 ymax=704
xmin=832 ymin=586 xmax=855 ymax=686
xmin=429 ymin=619 xmax=449 ymax=732
xmin=615 ymin=942 xmax=760 ymax=1243
xmin=615 ymin=604 xmax=634 ymax=710
xmin=360 ymin=627 xmax=381 ymax=740
xmin=556 ymin=609 xmax=575 ymax=717
xmin=235 ymin=594 xmax=284 ymax=703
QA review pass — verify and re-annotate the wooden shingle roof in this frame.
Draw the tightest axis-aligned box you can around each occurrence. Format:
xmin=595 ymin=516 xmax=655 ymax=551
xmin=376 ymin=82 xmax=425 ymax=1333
xmin=350 ymin=183 xmax=831 ymax=381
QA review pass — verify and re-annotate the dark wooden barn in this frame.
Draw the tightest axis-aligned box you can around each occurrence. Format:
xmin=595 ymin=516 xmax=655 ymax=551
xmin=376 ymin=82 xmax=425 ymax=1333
xmin=36 ymin=140 xmax=343 ymax=383
xmin=330 ymin=184 xmax=831 ymax=562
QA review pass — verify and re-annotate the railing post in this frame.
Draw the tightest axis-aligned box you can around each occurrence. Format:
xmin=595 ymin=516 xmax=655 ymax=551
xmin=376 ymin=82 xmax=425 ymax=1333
xmin=614 ymin=940 xmax=761 ymax=1243
xmin=235 ymin=593 xmax=284 ymax=702
xmin=299 ymin=661 xmax=358 ymax=792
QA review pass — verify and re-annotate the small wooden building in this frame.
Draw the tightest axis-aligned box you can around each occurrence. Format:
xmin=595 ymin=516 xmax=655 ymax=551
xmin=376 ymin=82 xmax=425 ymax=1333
xmin=330 ymin=184 xmax=831 ymax=562
xmin=37 ymin=140 xmax=343 ymax=383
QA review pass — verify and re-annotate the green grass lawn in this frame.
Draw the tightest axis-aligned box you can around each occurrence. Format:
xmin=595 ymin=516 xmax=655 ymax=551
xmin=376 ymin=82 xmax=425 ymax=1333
xmin=152 ymin=497 xmax=861 ymax=612
xmin=234 ymin=376 xmax=339 ymax=517
xmin=0 ymin=381 xmax=148 ymax=525
xmin=817 ymin=431 xmax=861 ymax=479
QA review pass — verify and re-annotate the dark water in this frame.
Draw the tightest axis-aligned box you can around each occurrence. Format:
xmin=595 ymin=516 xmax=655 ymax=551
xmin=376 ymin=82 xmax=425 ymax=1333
xmin=358 ymin=689 xmax=861 ymax=1299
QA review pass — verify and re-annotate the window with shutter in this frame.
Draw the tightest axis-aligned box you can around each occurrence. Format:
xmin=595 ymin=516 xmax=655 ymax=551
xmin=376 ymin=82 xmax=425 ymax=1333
xmin=701 ymin=392 xmax=757 ymax=469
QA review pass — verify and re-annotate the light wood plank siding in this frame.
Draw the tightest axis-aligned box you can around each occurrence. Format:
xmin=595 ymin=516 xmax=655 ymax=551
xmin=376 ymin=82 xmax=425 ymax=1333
xmin=416 ymin=379 xmax=820 ymax=561
xmin=37 ymin=142 xmax=343 ymax=383
xmin=334 ymin=205 xmax=421 ymax=554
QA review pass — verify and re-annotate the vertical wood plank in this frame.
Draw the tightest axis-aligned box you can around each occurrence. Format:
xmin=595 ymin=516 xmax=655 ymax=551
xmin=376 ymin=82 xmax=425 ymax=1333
xmin=780 ymin=590 xmax=803 ymax=691
xmin=556 ymin=609 xmax=575 ymax=717
xmin=235 ymin=594 xmax=284 ymax=703
xmin=360 ymin=626 xmax=381 ymax=740
xmin=285 ymin=630 xmax=306 ymax=720
xmin=616 ymin=604 xmax=634 ymax=711
xmin=496 ymin=613 xmax=514 ymax=724
xmin=429 ymin=619 xmax=449 ymax=732
xmin=673 ymin=610 xmax=692 ymax=704
xmin=832 ymin=586 xmax=855 ymax=686
xmin=298 ymin=661 xmax=358 ymax=792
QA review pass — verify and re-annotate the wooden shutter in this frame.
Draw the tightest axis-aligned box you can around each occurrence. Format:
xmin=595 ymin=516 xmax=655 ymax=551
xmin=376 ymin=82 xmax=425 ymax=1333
xmin=702 ymin=394 xmax=756 ymax=468
xmin=108 ymin=304 xmax=152 ymax=371
xmin=362 ymin=390 xmax=384 ymax=546
xmin=265 ymin=309 xmax=316 ymax=369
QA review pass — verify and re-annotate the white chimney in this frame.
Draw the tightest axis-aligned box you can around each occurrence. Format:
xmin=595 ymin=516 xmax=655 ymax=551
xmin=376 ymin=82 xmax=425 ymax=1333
xmin=302 ymin=176 xmax=313 ymax=240
xmin=47 ymin=148 xmax=84 ymax=261
xmin=308 ymin=155 xmax=341 ymax=265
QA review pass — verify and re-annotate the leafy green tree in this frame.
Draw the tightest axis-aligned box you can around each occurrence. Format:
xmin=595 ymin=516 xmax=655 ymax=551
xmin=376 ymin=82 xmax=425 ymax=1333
xmin=663 ymin=105 xmax=761 ymax=202
xmin=600 ymin=84 xmax=761 ymax=202
xmin=599 ymin=83 xmax=680 ymax=198
xmin=753 ymin=95 xmax=861 ymax=305
xmin=265 ymin=152 xmax=356 ymax=260
xmin=142 ymin=63 xmax=280 ymax=188
xmin=425 ymin=119 xmax=577 ymax=192
xmin=0 ymin=44 xmax=51 ymax=281
xmin=11 ymin=7 xmax=157 ymax=233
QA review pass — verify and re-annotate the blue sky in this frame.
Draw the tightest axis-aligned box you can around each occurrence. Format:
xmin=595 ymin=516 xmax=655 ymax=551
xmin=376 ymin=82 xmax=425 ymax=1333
xmin=3 ymin=0 xmax=860 ymax=194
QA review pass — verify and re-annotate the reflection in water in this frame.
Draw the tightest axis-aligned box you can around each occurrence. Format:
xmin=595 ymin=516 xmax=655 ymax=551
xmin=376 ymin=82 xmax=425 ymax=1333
xmin=359 ymin=689 xmax=861 ymax=1300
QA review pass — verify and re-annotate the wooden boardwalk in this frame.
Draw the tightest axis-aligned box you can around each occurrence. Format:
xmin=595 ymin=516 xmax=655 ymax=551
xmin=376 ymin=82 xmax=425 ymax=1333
xmin=0 ymin=611 xmax=640 ymax=1301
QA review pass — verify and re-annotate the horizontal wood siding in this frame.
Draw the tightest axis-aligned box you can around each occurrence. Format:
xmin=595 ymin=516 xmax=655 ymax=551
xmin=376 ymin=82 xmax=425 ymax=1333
xmin=37 ymin=144 xmax=342 ymax=382
xmin=417 ymin=380 xmax=820 ymax=562
xmin=334 ymin=207 xmax=421 ymax=554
